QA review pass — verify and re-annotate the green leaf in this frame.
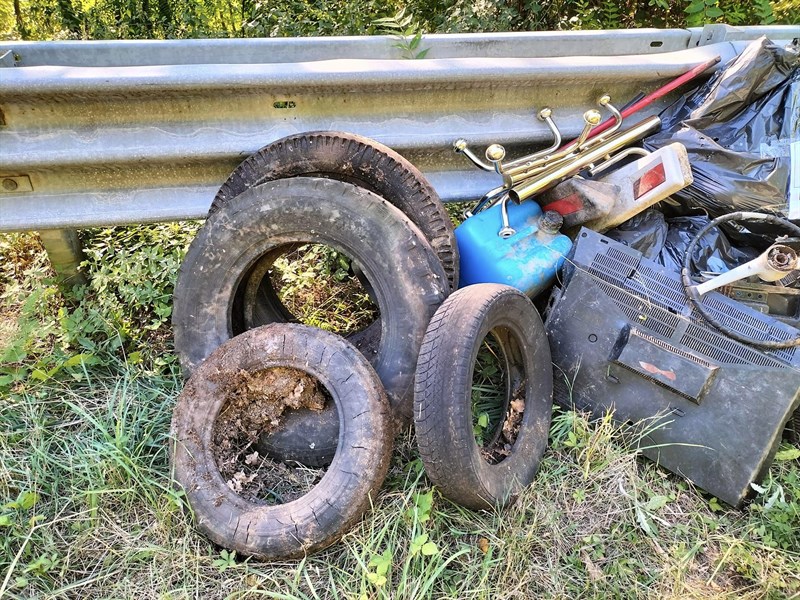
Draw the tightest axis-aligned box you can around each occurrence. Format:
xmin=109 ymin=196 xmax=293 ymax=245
xmin=635 ymin=505 xmax=654 ymax=536
xmin=410 ymin=533 xmax=428 ymax=555
xmin=63 ymin=353 xmax=96 ymax=368
xmin=0 ymin=514 xmax=12 ymax=526
xmin=415 ymin=48 xmax=430 ymax=60
xmin=705 ymin=6 xmax=724 ymax=17
xmin=5 ymin=348 xmax=27 ymax=363
xmin=684 ymin=0 xmax=706 ymax=13
xmin=30 ymin=369 xmax=49 ymax=381
xmin=645 ymin=495 xmax=670 ymax=511
xmin=19 ymin=492 xmax=38 ymax=510
xmin=368 ymin=547 xmax=392 ymax=576
xmin=774 ymin=448 xmax=800 ymax=461
xmin=477 ymin=413 xmax=489 ymax=428
xmin=412 ymin=491 xmax=434 ymax=522
xmin=421 ymin=542 xmax=439 ymax=556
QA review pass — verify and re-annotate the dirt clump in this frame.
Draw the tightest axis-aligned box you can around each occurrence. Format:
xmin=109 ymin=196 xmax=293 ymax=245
xmin=211 ymin=367 xmax=329 ymax=503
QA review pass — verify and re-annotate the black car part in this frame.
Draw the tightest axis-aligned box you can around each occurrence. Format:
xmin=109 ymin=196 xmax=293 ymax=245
xmin=680 ymin=211 xmax=800 ymax=350
xmin=546 ymin=228 xmax=800 ymax=507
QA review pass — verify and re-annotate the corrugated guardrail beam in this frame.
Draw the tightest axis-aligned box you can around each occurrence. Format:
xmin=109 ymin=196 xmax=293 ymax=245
xmin=0 ymin=24 xmax=797 ymax=237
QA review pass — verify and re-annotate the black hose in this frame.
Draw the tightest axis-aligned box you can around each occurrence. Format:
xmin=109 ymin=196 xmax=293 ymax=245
xmin=680 ymin=211 xmax=800 ymax=350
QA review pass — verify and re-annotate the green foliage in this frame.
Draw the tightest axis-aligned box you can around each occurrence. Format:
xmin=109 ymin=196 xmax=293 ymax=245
xmin=211 ymin=549 xmax=237 ymax=572
xmin=0 ymin=223 xmax=198 ymax=393
xmin=374 ymin=8 xmax=430 ymax=59
xmin=1 ymin=229 xmax=799 ymax=599
xmin=2 ymin=0 xmax=792 ymax=41
xmin=270 ymin=243 xmax=378 ymax=336
xmin=746 ymin=454 xmax=800 ymax=551
xmin=471 ymin=335 xmax=505 ymax=446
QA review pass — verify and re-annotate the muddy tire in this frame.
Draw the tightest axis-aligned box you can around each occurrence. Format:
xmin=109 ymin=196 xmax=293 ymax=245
xmin=211 ymin=130 xmax=458 ymax=290
xmin=173 ymin=176 xmax=448 ymax=426
xmin=171 ymin=323 xmax=393 ymax=560
xmin=414 ymin=283 xmax=553 ymax=510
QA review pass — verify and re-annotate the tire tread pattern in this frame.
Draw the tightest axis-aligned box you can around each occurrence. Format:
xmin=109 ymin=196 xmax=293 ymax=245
xmin=414 ymin=284 xmax=553 ymax=510
xmin=209 ymin=131 xmax=458 ymax=290
xmin=171 ymin=323 xmax=393 ymax=560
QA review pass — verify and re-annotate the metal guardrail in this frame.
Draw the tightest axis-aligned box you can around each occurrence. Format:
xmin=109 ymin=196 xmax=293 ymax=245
xmin=0 ymin=24 xmax=797 ymax=278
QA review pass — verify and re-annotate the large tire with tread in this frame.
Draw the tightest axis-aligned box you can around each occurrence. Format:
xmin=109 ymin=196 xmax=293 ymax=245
xmin=171 ymin=323 xmax=393 ymax=560
xmin=211 ymin=130 xmax=458 ymax=290
xmin=414 ymin=283 xmax=553 ymax=510
xmin=174 ymin=176 xmax=448 ymax=426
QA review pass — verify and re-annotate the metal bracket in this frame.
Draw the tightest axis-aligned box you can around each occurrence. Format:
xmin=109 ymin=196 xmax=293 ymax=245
xmin=1 ymin=175 xmax=33 ymax=192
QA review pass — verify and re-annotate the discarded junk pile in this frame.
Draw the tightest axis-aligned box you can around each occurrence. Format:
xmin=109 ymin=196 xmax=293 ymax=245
xmin=170 ymin=37 xmax=800 ymax=560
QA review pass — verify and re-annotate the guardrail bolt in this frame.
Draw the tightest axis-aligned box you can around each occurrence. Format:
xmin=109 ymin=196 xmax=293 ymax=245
xmin=2 ymin=178 xmax=18 ymax=191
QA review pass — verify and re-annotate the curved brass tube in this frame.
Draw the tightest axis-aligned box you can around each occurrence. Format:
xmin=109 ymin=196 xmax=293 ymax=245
xmin=508 ymin=115 xmax=661 ymax=203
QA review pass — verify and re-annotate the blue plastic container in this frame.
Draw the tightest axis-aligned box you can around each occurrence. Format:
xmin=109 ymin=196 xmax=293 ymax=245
xmin=455 ymin=200 xmax=573 ymax=297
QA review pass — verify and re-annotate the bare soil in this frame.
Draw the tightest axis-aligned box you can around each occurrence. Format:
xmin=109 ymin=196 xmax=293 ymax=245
xmin=211 ymin=366 xmax=329 ymax=504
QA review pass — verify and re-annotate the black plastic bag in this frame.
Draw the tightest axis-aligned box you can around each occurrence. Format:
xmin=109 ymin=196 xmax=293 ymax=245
xmin=645 ymin=37 xmax=799 ymax=221
xmin=607 ymin=211 xmax=758 ymax=273
xmin=605 ymin=209 xmax=668 ymax=259
xmin=658 ymin=215 xmax=758 ymax=273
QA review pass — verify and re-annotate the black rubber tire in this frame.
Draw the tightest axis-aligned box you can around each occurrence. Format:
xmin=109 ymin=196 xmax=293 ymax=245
xmin=170 ymin=323 xmax=393 ymax=560
xmin=211 ymin=130 xmax=459 ymax=290
xmin=173 ymin=176 xmax=449 ymax=426
xmin=255 ymin=405 xmax=340 ymax=468
xmin=414 ymin=283 xmax=553 ymax=510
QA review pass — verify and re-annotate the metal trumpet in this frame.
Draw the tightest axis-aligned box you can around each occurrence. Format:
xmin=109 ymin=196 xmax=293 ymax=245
xmin=454 ymin=95 xmax=661 ymax=213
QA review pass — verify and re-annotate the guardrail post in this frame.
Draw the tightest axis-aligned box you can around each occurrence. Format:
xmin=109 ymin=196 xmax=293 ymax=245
xmin=38 ymin=228 xmax=88 ymax=288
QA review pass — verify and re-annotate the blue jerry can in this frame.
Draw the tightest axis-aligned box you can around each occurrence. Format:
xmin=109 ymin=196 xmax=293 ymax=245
xmin=455 ymin=200 xmax=572 ymax=297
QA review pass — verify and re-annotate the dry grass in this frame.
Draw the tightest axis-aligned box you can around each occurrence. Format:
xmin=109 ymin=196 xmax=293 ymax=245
xmin=1 ymin=231 xmax=799 ymax=600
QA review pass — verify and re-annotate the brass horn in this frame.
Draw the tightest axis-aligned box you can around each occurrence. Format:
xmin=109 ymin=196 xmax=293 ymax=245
xmin=454 ymin=95 xmax=662 ymax=212
xmin=508 ymin=115 xmax=661 ymax=203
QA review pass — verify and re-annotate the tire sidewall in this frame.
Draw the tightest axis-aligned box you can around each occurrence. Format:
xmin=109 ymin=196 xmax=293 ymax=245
xmin=212 ymin=130 xmax=458 ymax=290
xmin=465 ymin=290 xmax=553 ymax=505
xmin=171 ymin=323 xmax=392 ymax=559
xmin=174 ymin=177 xmax=448 ymax=422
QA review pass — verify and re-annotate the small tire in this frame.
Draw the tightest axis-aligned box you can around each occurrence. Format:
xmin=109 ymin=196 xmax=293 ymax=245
xmin=211 ymin=130 xmax=459 ymax=290
xmin=173 ymin=176 xmax=448 ymax=425
xmin=414 ymin=283 xmax=553 ymax=510
xmin=170 ymin=323 xmax=393 ymax=560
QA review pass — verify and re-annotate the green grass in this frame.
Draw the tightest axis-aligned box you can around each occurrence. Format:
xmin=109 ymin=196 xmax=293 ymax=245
xmin=1 ymin=229 xmax=799 ymax=599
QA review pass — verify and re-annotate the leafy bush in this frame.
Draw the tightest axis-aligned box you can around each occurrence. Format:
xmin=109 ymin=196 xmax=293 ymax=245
xmin=0 ymin=223 xmax=199 ymax=392
xmin=2 ymin=0 xmax=793 ymax=41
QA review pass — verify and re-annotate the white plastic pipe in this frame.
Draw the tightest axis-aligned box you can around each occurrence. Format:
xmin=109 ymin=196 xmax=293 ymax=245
xmin=695 ymin=243 xmax=798 ymax=295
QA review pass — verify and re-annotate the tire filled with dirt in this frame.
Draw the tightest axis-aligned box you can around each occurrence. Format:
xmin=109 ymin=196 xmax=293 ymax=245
xmin=414 ymin=283 xmax=553 ymax=510
xmin=173 ymin=176 xmax=449 ymax=427
xmin=211 ymin=130 xmax=459 ymax=290
xmin=170 ymin=323 xmax=393 ymax=560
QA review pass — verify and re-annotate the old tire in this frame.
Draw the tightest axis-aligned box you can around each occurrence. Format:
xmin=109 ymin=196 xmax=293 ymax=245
xmin=173 ymin=176 xmax=449 ymax=426
xmin=211 ymin=130 xmax=459 ymax=290
xmin=255 ymin=405 xmax=340 ymax=468
xmin=414 ymin=283 xmax=553 ymax=510
xmin=171 ymin=323 xmax=393 ymax=560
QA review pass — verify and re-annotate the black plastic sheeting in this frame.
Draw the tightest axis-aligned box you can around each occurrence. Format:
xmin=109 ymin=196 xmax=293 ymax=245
xmin=606 ymin=208 xmax=758 ymax=273
xmin=645 ymin=37 xmax=799 ymax=220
